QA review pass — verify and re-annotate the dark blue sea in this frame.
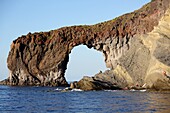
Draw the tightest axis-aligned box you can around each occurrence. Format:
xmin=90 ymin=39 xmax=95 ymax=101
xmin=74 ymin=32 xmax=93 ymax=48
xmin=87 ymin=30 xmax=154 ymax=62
xmin=0 ymin=85 xmax=170 ymax=113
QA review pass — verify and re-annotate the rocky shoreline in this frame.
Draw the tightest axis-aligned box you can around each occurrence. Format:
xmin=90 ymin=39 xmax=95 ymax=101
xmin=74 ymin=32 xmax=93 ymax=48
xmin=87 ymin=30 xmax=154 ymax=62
xmin=68 ymin=69 xmax=170 ymax=91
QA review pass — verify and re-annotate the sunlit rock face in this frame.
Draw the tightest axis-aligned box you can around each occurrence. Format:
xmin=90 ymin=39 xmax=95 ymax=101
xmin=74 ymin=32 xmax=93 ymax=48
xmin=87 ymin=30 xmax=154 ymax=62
xmin=1 ymin=0 xmax=170 ymax=90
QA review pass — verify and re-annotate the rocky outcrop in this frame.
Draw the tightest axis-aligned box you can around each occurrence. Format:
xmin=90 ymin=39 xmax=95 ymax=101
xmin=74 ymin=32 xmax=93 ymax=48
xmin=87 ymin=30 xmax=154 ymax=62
xmin=1 ymin=0 xmax=170 ymax=90
xmin=73 ymin=71 xmax=126 ymax=91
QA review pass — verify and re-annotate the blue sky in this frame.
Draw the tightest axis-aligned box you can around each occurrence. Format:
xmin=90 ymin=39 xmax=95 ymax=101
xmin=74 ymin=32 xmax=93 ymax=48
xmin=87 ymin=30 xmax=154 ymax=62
xmin=0 ymin=0 xmax=150 ymax=81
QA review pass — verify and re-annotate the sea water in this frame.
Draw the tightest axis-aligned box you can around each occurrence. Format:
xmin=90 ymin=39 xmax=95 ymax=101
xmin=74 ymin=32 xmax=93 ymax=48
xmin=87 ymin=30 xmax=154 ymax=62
xmin=0 ymin=85 xmax=170 ymax=113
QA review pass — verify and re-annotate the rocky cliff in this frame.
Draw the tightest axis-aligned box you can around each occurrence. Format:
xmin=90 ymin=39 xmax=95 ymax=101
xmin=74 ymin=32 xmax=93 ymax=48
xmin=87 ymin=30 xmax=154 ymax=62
xmin=1 ymin=0 xmax=170 ymax=90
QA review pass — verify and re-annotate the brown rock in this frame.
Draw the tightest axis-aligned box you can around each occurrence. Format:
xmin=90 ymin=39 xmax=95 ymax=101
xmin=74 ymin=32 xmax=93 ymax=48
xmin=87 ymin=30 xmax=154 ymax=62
xmin=70 ymin=81 xmax=78 ymax=89
xmin=75 ymin=75 xmax=123 ymax=91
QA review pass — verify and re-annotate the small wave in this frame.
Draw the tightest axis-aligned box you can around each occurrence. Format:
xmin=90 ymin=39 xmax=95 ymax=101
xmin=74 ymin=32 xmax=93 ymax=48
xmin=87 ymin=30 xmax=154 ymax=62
xmin=130 ymin=89 xmax=136 ymax=92
xmin=130 ymin=89 xmax=147 ymax=92
xmin=104 ymin=90 xmax=117 ymax=92
xmin=140 ymin=89 xmax=147 ymax=92
xmin=55 ymin=88 xmax=62 ymax=91
xmin=71 ymin=88 xmax=83 ymax=92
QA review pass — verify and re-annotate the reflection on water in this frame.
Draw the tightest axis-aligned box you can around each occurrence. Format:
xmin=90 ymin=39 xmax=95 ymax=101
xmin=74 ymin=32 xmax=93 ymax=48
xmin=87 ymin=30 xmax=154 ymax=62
xmin=0 ymin=86 xmax=170 ymax=112
xmin=146 ymin=91 xmax=170 ymax=112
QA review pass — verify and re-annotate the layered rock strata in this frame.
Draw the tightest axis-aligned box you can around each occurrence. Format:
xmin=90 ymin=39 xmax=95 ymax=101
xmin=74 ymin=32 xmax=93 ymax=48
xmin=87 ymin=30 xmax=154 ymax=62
xmin=1 ymin=0 xmax=170 ymax=90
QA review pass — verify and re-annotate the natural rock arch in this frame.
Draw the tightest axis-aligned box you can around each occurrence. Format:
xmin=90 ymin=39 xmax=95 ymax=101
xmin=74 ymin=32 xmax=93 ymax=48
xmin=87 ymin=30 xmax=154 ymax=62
xmin=6 ymin=24 xmax=130 ymax=86
xmin=3 ymin=0 xmax=170 ymax=90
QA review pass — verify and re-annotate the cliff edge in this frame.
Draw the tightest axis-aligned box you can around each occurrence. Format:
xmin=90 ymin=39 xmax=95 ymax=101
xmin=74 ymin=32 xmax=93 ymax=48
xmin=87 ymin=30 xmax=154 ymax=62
xmin=1 ymin=0 xmax=170 ymax=90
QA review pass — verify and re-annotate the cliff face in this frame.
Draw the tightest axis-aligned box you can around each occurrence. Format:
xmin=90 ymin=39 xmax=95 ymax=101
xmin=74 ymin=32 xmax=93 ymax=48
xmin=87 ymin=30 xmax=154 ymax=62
xmin=2 ymin=0 xmax=170 ymax=90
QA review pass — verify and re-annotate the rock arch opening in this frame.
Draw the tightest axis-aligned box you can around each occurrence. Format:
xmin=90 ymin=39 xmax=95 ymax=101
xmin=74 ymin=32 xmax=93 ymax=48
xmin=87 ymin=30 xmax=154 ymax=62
xmin=65 ymin=45 xmax=108 ymax=82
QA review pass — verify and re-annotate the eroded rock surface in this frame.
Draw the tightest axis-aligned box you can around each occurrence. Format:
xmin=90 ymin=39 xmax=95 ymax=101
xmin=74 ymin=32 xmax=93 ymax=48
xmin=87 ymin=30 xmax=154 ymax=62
xmin=1 ymin=0 xmax=170 ymax=90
